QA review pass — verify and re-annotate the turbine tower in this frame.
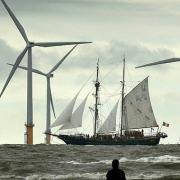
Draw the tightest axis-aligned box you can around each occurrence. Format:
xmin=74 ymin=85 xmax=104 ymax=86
xmin=1 ymin=0 xmax=92 ymax=144
xmin=8 ymin=45 xmax=77 ymax=144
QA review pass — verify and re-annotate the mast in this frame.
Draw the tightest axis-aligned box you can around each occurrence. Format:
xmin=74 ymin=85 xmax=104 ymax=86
xmin=94 ymin=59 xmax=100 ymax=135
xmin=120 ymin=56 xmax=125 ymax=136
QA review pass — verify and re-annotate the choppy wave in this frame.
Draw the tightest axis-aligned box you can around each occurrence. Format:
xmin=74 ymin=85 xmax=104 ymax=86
xmin=130 ymin=174 xmax=180 ymax=180
xmin=0 ymin=144 xmax=180 ymax=180
xmin=1 ymin=173 xmax=180 ymax=180
xmin=59 ymin=159 xmax=111 ymax=165
xmin=132 ymin=155 xmax=180 ymax=163
xmin=58 ymin=155 xmax=180 ymax=165
xmin=0 ymin=173 xmax=105 ymax=180
xmin=0 ymin=175 xmax=24 ymax=180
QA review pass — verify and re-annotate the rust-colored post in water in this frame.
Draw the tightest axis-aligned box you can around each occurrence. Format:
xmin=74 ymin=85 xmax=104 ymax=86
xmin=25 ymin=124 xmax=34 ymax=144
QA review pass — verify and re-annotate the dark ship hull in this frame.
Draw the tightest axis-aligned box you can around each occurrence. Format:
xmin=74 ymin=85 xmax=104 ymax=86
xmin=51 ymin=134 xmax=162 ymax=145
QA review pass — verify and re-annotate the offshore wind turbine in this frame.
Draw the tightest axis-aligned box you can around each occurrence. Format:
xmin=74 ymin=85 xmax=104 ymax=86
xmin=136 ymin=58 xmax=180 ymax=68
xmin=1 ymin=0 xmax=92 ymax=144
xmin=8 ymin=45 xmax=77 ymax=144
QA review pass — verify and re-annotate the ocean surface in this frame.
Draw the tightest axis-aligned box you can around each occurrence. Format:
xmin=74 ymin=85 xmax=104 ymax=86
xmin=0 ymin=144 xmax=179 ymax=180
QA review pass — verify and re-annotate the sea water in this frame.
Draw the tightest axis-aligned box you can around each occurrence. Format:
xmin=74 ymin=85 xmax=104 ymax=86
xmin=0 ymin=144 xmax=179 ymax=180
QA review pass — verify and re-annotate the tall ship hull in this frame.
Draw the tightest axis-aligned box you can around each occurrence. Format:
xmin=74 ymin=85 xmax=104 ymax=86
xmin=52 ymin=134 xmax=161 ymax=145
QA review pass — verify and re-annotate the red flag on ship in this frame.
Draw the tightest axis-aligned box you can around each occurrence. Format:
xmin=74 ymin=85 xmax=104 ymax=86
xmin=163 ymin=122 xmax=169 ymax=127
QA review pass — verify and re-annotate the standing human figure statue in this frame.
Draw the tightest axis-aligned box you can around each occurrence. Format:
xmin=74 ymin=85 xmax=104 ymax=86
xmin=106 ymin=159 xmax=126 ymax=180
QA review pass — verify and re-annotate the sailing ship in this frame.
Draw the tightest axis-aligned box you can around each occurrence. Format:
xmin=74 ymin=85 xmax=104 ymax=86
xmin=48 ymin=58 xmax=168 ymax=145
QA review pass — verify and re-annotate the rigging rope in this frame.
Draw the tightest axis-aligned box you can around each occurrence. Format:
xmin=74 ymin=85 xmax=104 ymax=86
xmin=79 ymin=70 xmax=96 ymax=92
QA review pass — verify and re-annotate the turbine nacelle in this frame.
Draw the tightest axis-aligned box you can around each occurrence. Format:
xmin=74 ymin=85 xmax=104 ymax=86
xmin=27 ymin=41 xmax=35 ymax=48
xmin=47 ymin=74 xmax=54 ymax=78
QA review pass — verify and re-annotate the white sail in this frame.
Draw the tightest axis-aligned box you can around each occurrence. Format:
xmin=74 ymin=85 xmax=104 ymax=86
xmin=51 ymin=92 xmax=80 ymax=128
xmin=122 ymin=77 xmax=158 ymax=130
xmin=98 ymin=100 xmax=119 ymax=133
xmin=60 ymin=94 xmax=89 ymax=130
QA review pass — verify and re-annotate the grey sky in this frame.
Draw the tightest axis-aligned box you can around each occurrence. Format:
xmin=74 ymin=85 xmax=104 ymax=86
xmin=0 ymin=0 xmax=180 ymax=144
xmin=1 ymin=0 xmax=180 ymax=46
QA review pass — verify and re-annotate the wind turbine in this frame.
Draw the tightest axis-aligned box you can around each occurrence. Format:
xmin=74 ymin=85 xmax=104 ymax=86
xmin=1 ymin=0 xmax=92 ymax=144
xmin=136 ymin=58 xmax=180 ymax=68
xmin=8 ymin=45 xmax=77 ymax=144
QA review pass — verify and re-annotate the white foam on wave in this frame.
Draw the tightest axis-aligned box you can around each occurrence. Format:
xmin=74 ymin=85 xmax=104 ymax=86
xmin=121 ymin=155 xmax=180 ymax=163
xmin=59 ymin=159 xmax=111 ymax=165
xmin=129 ymin=173 xmax=180 ymax=180
xmin=3 ymin=172 xmax=180 ymax=180
xmin=25 ymin=172 xmax=105 ymax=180
xmin=59 ymin=155 xmax=180 ymax=165
xmin=119 ymin=157 xmax=129 ymax=162
xmin=135 ymin=155 xmax=180 ymax=163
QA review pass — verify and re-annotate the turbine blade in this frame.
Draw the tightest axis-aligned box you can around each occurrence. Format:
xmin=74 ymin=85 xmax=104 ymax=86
xmin=7 ymin=63 xmax=46 ymax=76
xmin=0 ymin=47 xmax=28 ymax=97
xmin=48 ymin=45 xmax=77 ymax=74
xmin=34 ymin=41 xmax=92 ymax=47
xmin=1 ymin=0 xmax=28 ymax=42
xmin=136 ymin=58 xmax=180 ymax=68
xmin=49 ymin=83 xmax=56 ymax=119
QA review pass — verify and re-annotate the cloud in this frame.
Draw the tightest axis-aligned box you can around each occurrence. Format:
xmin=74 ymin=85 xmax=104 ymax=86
xmin=52 ymin=41 xmax=174 ymax=71
xmin=0 ymin=39 xmax=21 ymax=78
xmin=1 ymin=0 xmax=180 ymax=16
xmin=0 ymin=38 xmax=174 ymax=83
